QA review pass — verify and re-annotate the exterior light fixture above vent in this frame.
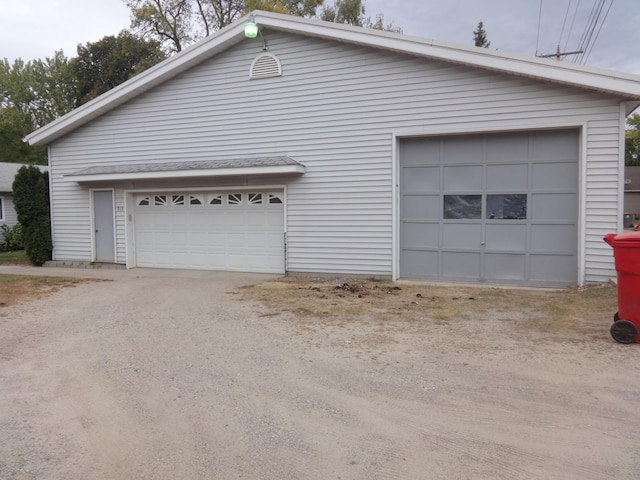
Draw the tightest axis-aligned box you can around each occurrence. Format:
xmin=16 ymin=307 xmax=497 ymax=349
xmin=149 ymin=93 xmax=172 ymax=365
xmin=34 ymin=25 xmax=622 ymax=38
xmin=250 ymin=53 xmax=282 ymax=80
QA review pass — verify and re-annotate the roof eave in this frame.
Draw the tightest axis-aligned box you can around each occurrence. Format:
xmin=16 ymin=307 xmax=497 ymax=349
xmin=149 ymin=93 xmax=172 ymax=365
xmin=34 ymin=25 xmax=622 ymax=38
xmin=64 ymin=164 xmax=305 ymax=183
xmin=25 ymin=10 xmax=640 ymax=146
xmin=251 ymin=11 xmax=640 ymax=99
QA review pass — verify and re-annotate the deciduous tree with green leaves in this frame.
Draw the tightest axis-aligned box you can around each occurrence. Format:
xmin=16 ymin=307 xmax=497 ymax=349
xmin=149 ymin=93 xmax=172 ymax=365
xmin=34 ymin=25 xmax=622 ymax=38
xmin=0 ymin=53 xmax=77 ymax=165
xmin=124 ymin=0 xmax=325 ymax=53
xmin=74 ymin=31 xmax=166 ymax=106
xmin=320 ymin=0 xmax=401 ymax=32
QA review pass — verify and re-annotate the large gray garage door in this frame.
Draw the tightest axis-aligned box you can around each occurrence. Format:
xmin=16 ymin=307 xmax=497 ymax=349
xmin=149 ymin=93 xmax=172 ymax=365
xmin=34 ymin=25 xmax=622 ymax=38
xmin=399 ymin=129 xmax=579 ymax=287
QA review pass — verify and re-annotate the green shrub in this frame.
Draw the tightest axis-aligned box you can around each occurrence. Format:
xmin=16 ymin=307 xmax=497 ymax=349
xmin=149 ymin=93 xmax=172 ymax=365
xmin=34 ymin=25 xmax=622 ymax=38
xmin=22 ymin=219 xmax=52 ymax=266
xmin=12 ymin=166 xmax=52 ymax=265
xmin=1 ymin=223 xmax=24 ymax=251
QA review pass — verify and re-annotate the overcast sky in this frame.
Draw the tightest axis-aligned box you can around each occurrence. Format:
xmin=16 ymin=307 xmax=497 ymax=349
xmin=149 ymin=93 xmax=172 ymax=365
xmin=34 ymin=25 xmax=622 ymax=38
xmin=1 ymin=0 xmax=639 ymax=75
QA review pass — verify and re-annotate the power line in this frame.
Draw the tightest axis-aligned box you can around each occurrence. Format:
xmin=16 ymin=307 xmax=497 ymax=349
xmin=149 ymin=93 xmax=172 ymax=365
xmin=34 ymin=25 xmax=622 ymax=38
xmin=574 ymin=0 xmax=606 ymax=63
xmin=558 ymin=0 xmax=573 ymax=47
xmin=582 ymin=0 xmax=614 ymax=64
xmin=563 ymin=0 xmax=582 ymax=51
xmin=537 ymin=0 xmax=613 ymax=64
xmin=537 ymin=0 xmax=584 ymax=61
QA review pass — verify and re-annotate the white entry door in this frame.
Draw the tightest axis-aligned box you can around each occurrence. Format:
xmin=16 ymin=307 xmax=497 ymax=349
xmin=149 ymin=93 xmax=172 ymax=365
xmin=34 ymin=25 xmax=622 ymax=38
xmin=133 ymin=190 xmax=285 ymax=273
xmin=93 ymin=190 xmax=115 ymax=262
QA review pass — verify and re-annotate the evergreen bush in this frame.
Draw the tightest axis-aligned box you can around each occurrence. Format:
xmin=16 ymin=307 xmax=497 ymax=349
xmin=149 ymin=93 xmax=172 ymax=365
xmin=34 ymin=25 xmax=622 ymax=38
xmin=11 ymin=166 xmax=52 ymax=265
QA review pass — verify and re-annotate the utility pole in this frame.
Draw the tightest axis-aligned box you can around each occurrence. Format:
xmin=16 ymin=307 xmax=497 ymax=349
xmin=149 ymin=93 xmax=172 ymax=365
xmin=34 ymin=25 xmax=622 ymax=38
xmin=537 ymin=45 xmax=584 ymax=60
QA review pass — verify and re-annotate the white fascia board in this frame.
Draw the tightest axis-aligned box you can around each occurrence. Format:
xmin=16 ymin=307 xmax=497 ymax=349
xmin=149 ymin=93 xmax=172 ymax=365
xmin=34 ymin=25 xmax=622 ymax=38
xmin=25 ymin=10 xmax=640 ymax=147
xmin=65 ymin=164 xmax=305 ymax=183
xmin=254 ymin=11 xmax=640 ymax=98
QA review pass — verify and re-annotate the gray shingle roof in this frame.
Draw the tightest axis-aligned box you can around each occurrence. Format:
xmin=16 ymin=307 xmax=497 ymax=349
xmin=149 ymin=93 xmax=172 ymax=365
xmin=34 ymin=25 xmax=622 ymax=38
xmin=68 ymin=157 xmax=302 ymax=177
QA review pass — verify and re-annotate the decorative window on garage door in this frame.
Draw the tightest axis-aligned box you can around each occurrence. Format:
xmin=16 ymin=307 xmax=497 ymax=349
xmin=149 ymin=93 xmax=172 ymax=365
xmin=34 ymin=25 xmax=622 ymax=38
xmin=248 ymin=193 xmax=263 ymax=205
xmin=208 ymin=194 xmax=223 ymax=205
xmin=228 ymin=193 xmax=242 ymax=205
xmin=268 ymin=193 xmax=283 ymax=204
xmin=136 ymin=191 xmax=284 ymax=208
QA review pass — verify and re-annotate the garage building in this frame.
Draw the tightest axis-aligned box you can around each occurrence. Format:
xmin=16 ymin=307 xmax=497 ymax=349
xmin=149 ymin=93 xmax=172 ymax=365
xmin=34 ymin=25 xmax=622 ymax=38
xmin=26 ymin=11 xmax=640 ymax=287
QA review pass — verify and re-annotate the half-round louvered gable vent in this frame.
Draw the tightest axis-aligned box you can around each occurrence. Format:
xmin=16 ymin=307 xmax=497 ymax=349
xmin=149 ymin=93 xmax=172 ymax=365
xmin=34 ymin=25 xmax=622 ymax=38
xmin=250 ymin=53 xmax=282 ymax=79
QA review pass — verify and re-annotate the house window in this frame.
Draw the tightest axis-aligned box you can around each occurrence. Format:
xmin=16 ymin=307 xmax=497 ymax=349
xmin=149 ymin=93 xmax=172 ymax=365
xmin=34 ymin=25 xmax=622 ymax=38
xmin=228 ymin=193 xmax=242 ymax=205
xmin=154 ymin=195 xmax=167 ymax=206
xmin=190 ymin=195 xmax=203 ymax=205
xmin=487 ymin=194 xmax=527 ymax=220
xmin=171 ymin=194 xmax=185 ymax=206
xmin=248 ymin=193 xmax=263 ymax=205
xmin=268 ymin=193 xmax=283 ymax=204
xmin=209 ymin=194 xmax=223 ymax=205
xmin=0 ymin=196 xmax=4 ymax=221
xmin=137 ymin=196 xmax=151 ymax=206
xmin=443 ymin=195 xmax=482 ymax=219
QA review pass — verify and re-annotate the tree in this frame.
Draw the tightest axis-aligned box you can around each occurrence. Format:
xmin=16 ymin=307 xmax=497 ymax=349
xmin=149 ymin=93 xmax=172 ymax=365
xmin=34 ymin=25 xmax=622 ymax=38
xmin=243 ymin=0 xmax=326 ymax=19
xmin=125 ymin=0 xmax=193 ymax=53
xmin=12 ymin=166 xmax=52 ymax=265
xmin=0 ymin=107 xmax=46 ymax=164
xmin=626 ymin=113 xmax=640 ymax=166
xmin=320 ymin=0 xmax=401 ymax=33
xmin=124 ymin=0 xmax=325 ymax=53
xmin=0 ymin=53 xmax=76 ymax=165
xmin=74 ymin=31 xmax=166 ymax=106
xmin=321 ymin=0 xmax=363 ymax=26
xmin=195 ymin=0 xmax=245 ymax=36
xmin=473 ymin=20 xmax=490 ymax=48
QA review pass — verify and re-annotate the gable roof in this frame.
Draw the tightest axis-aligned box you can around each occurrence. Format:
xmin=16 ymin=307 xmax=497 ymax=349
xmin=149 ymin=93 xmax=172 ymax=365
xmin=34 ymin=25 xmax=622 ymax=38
xmin=26 ymin=10 xmax=640 ymax=147
xmin=0 ymin=162 xmax=47 ymax=192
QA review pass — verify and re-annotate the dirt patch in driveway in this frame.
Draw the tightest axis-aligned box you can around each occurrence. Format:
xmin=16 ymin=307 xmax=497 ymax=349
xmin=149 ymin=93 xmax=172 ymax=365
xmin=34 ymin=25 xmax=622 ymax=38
xmin=1 ymin=268 xmax=638 ymax=480
xmin=0 ymin=274 xmax=99 ymax=308
xmin=242 ymin=278 xmax=617 ymax=336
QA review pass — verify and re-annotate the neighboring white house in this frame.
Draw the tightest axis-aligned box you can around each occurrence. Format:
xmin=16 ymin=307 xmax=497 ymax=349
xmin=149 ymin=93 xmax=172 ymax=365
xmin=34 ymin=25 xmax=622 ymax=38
xmin=624 ymin=166 xmax=640 ymax=224
xmin=25 ymin=11 xmax=640 ymax=287
xmin=0 ymin=162 xmax=47 ymax=244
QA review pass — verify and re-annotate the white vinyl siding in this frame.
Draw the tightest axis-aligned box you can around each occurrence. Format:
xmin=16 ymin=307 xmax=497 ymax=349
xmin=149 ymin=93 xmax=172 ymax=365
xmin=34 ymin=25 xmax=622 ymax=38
xmin=48 ymin=31 xmax=623 ymax=282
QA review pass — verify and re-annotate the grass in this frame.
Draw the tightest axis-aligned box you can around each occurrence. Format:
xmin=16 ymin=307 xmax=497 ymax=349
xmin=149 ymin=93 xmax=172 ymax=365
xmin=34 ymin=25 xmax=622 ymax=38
xmin=0 ymin=274 xmax=90 ymax=308
xmin=242 ymin=278 xmax=618 ymax=334
xmin=0 ymin=250 xmax=31 ymax=265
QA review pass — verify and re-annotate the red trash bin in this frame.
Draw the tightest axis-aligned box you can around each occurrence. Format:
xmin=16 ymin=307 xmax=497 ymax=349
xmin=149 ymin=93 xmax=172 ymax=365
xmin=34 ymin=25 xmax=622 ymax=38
xmin=604 ymin=232 xmax=640 ymax=344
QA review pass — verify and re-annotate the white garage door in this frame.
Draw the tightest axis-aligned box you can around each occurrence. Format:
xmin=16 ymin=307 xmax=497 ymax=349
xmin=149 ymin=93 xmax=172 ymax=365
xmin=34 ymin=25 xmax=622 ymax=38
xmin=133 ymin=190 xmax=285 ymax=273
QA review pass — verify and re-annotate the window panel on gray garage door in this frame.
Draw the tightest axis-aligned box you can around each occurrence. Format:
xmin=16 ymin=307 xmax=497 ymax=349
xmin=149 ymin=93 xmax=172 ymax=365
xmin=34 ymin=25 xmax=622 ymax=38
xmin=399 ymin=129 xmax=579 ymax=287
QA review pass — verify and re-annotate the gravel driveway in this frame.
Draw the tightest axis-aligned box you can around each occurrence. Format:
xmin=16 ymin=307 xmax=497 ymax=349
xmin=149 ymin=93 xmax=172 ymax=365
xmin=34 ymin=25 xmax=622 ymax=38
xmin=1 ymin=266 xmax=639 ymax=479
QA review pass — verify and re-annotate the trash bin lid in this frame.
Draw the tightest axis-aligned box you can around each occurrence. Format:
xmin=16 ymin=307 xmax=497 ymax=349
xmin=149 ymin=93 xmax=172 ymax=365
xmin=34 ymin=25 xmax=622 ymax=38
xmin=604 ymin=231 xmax=640 ymax=247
